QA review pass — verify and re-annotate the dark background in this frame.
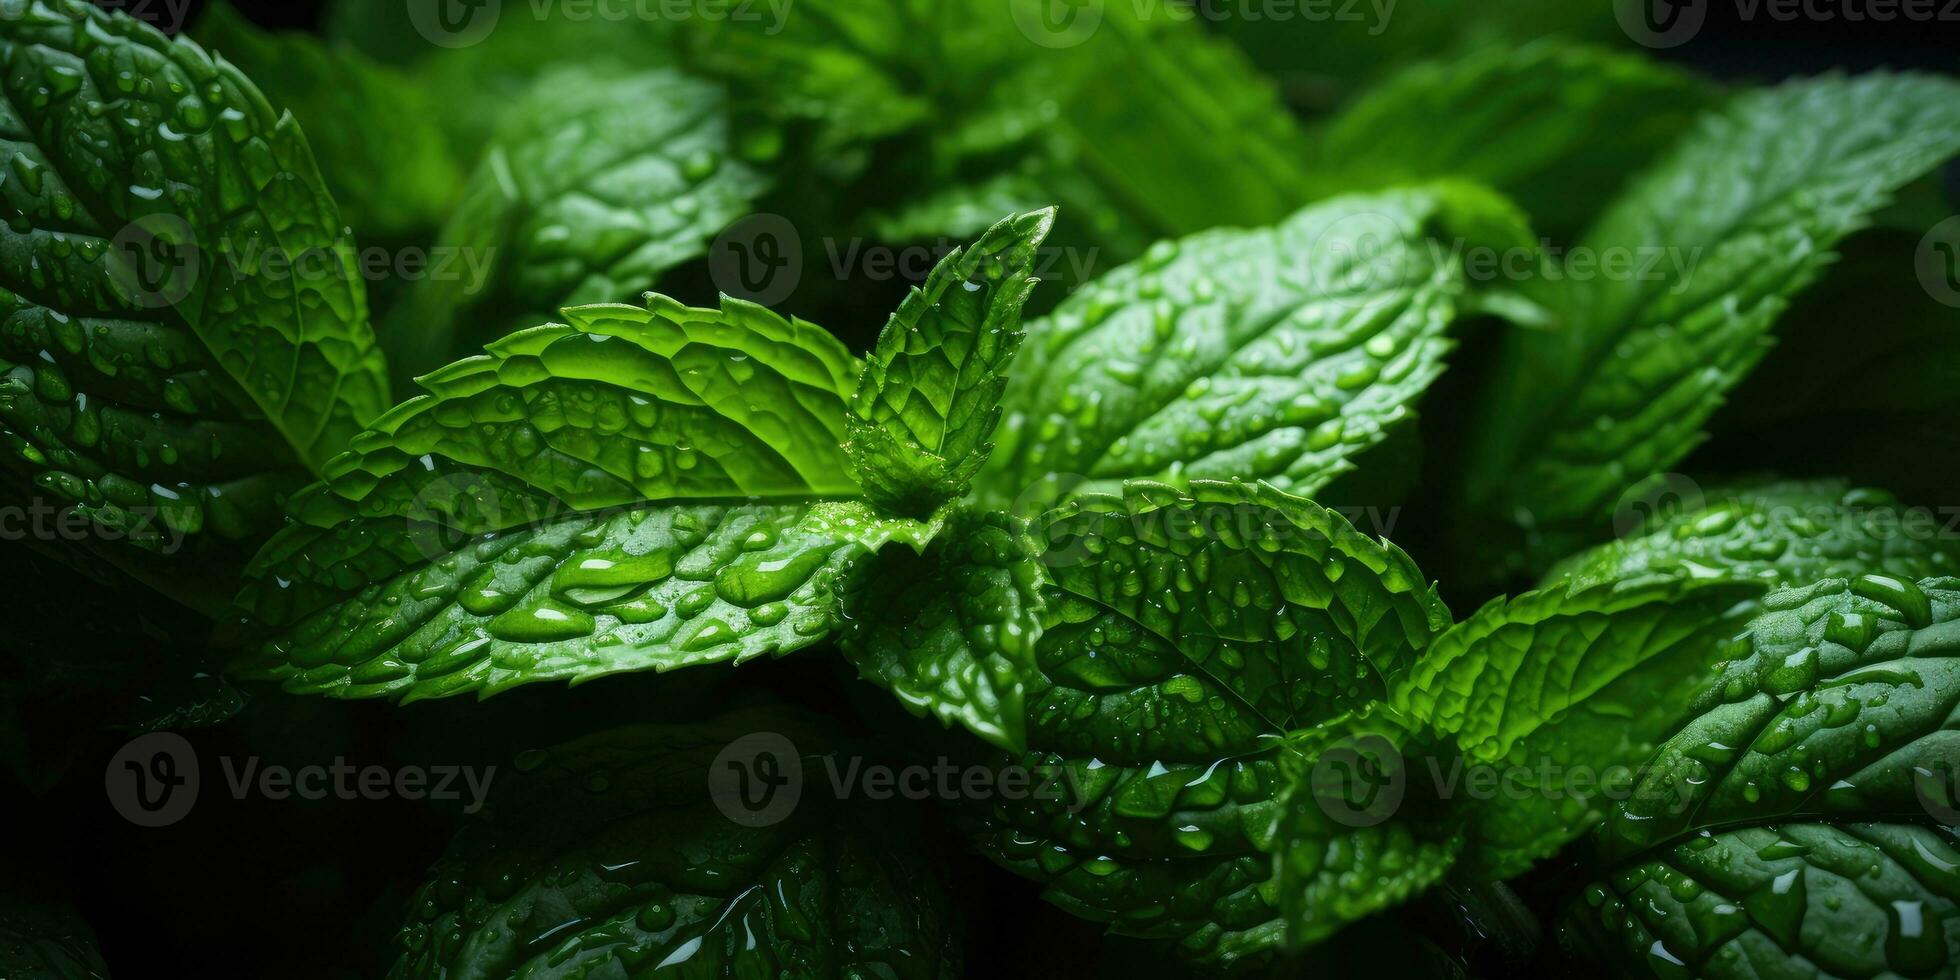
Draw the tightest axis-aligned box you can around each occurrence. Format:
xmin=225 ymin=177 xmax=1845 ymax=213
xmin=5 ymin=1 xmax=1959 ymax=977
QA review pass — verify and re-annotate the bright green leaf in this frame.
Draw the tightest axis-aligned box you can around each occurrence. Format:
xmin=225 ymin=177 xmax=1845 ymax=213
xmin=971 ymin=480 xmax=1451 ymax=968
xmin=846 ymin=208 xmax=1051 ymax=515
xmin=1548 ymin=478 xmax=1960 ymax=591
xmin=1596 ymin=575 xmax=1960 ymax=860
xmin=236 ymin=499 xmax=936 ymax=701
xmin=843 ymin=512 xmax=1043 ymax=752
xmin=986 ymin=185 xmax=1531 ymax=509
xmin=299 ymin=296 xmax=862 ymax=535
xmin=1393 ymin=576 xmax=1764 ymax=877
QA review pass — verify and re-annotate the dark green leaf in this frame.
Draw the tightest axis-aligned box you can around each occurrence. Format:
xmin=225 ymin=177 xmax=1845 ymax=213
xmin=0 ymin=0 xmax=390 ymax=549
xmin=1566 ymin=823 xmax=1960 ymax=979
xmin=1464 ymin=73 xmax=1960 ymax=541
xmin=391 ymin=715 xmax=961 ymax=978
xmin=193 ymin=3 xmax=463 ymax=238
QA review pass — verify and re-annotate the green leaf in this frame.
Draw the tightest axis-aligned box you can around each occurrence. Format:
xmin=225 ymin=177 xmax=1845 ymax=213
xmin=1463 ymin=73 xmax=1960 ymax=538
xmin=985 ymin=185 xmax=1531 ymax=509
xmin=1566 ymin=823 xmax=1960 ymax=979
xmin=843 ymin=511 xmax=1043 ymax=752
xmin=970 ymin=480 xmax=1451 ymax=968
xmin=192 ymin=3 xmax=463 ymax=239
xmin=1392 ymin=576 xmax=1764 ymax=877
xmin=236 ymin=498 xmax=935 ymax=701
xmin=236 ymin=294 xmax=930 ymax=702
xmin=1596 ymin=575 xmax=1960 ymax=860
xmin=1548 ymin=478 xmax=1960 ymax=591
xmin=846 ymin=208 xmax=1051 ymax=515
xmin=0 ymin=0 xmax=389 ymax=547
xmin=386 ymin=67 xmax=770 ymax=371
xmin=1310 ymin=40 xmax=1713 ymax=235
xmin=391 ymin=715 xmax=961 ymax=978
xmin=298 ymin=296 xmax=862 ymax=536
xmin=1273 ymin=708 xmax=1464 ymax=949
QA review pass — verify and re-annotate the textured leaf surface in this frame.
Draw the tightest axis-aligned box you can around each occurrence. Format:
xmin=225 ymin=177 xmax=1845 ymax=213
xmin=1568 ymin=823 xmax=1960 ymax=980
xmin=1465 ymin=73 xmax=1960 ymax=534
xmin=238 ymin=499 xmax=935 ymax=701
xmin=0 ymin=0 xmax=389 ymax=543
xmin=298 ymin=297 xmax=861 ymax=535
xmin=846 ymin=209 xmax=1050 ymax=514
xmin=392 ymin=716 xmax=960 ymax=979
xmin=1313 ymin=41 xmax=1711 ymax=234
xmin=971 ymin=481 xmax=1451 ymax=967
xmin=985 ymin=186 xmax=1529 ymax=509
xmin=843 ymin=512 xmax=1043 ymax=751
xmin=1597 ymin=576 xmax=1960 ymax=860
xmin=1393 ymin=577 xmax=1764 ymax=876
xmin=389 ymin=67 xmax=769 ymax=367
xmin=1273 ymin=709 xmax=1463 ymax=948
xmin=1549 ymin=479 xmax=1960 ymax=591
xmin=193 ymin=3 xmax=462 ymax=238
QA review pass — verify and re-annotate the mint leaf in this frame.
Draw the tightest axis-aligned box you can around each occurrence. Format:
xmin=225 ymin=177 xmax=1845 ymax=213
xmin=843 ymin=512 xmax=1043 ymax=752
xmin=393 ymin=715 xmax=961 ymax=978
xmin=1393 ymin=577 xmax=1763 ymax=877
xmin=1597 ymin=576 xmax=1960 ymax=859
xmin=971 ymin=481 xmax=1451 ymax=967
xmin=236 ymin=294 xmax=929 ymax=700
xmin=387 ymin=67 xmax=770 ymax=370
xmin=193 ymin=3 xmax=462 ymax=239
xmin=1273 ymin=708 xmax=1464 ymax=948
xmin=299 ymin=296 xmax=862 ymax=536
xmin=1567 ymin=823 xmax=1960 ymax=979
xmin=0 ymin=0 xmax=389 ymax=548
xmin=1464 ymin=73 xmax=1960 ymax=539
xmin=237 ymin=499 xmax=935 ymax=701
xmin=846 ymin=209 xmax=1052 ymax=515
xmin=1549 ymin=478 xmax=1960 ymax=591
xmin=986 ymin=186 xmax=1530 ymax=508
xmin=1312 ymin=41 xmax=1711 ymax=235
